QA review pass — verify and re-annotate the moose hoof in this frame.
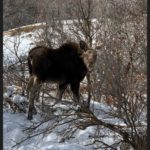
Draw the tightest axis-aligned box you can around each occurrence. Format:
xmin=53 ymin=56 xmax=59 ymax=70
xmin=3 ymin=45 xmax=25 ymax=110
xmin=32 ymin=108 xmax=37 ymax=115
xmin=27 ymin=114 xmax=33 ymax=120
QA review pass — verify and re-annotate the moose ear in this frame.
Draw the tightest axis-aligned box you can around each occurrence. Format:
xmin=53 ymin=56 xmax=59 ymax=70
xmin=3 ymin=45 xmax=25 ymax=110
xmin=79 ymin=40 xmax=88 ymax=51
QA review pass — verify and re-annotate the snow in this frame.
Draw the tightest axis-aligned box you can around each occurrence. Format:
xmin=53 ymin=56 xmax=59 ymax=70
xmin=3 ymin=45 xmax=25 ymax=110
xmin=12 ymin=94 xmax=27 ymax=103
xmin=5 ymin=86 xmax=14 ymax=97
xmin=3 ymin=23 xmax=44 ymax=64
xmin=3 ymin=31 xmax=36 ymax=62
xmin=44 ymin=144 xmax=88 ymax=150
xmin=3 ymin=84 xmax=123 ymax=149
xmin=3 ymin=111 xmax=90 ymax=149
xmin=3 ymin=77 xmax=124 ymax=150
xmin=3 ymin=94 xmax=124 ymax=150
xmin=4 ymin=85 xmax=27 ymax=103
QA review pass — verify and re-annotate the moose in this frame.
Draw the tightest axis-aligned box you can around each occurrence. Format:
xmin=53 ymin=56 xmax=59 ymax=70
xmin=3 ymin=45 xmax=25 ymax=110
xmin=26 ymin=41 xmax=97 ymax=120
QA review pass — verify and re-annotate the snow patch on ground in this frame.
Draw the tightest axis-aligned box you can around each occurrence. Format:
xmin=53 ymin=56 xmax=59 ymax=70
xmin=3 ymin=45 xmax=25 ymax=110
xmin=3 ymin=85 xmax=125 ymax=149
xmin=3 ymin=98 xmax=125 ymax=150
xmin=3 ymin=111 xmax=93 ymax=150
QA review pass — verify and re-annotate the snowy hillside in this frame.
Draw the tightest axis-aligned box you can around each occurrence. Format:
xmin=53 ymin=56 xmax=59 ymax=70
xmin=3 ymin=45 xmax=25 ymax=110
xmin=3 ymin=84 xmax=124 ymax=150
xmin=3 ymin=23 xmax=45 ymax=63
xmin=3 ymin=103 xmax=117 ymax=150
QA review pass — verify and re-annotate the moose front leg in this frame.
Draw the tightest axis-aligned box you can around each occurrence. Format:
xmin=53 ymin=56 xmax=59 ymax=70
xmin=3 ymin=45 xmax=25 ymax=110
xmin=27 ymin=76 xmax=41 ymax=120
xmin=56 ymin=82 xmax=68 ymax=100
xmin=70 ymin=81 xmax=80 ymax=104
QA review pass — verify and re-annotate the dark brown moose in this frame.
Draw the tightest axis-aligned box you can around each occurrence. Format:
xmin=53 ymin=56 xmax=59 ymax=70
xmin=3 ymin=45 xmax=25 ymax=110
xmin=26 ymin=41 xmax=97 ymax=120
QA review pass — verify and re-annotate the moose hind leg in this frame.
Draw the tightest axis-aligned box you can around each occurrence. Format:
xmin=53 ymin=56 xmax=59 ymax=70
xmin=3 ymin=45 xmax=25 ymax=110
xmin=27 ymin=76 xmax=41 ymax=120
xmin=26 ymin=76 xmax=34 ymax=99
xmin=57 ymin=83 xmax=68 ymax=100
xmin=70 ymin=81 xmax=80 ymax=104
